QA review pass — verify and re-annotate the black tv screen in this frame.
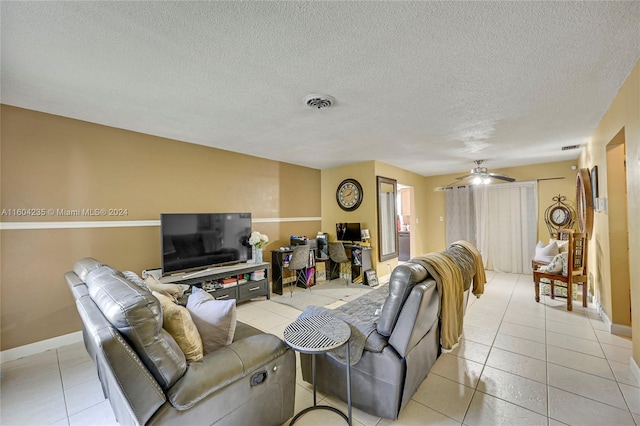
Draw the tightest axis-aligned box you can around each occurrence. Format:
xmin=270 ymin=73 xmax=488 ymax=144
xmin=161 ymin=213 xmax=252 ymax=275
xmin=336 ymin=222 xmax=361 ymax=242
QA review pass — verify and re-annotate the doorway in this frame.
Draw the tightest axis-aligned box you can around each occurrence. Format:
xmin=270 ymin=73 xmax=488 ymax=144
xmin=397 ymin=184 xmax=414 ymax=261
xmin=606 ymin=129 xmax=631 ymax=329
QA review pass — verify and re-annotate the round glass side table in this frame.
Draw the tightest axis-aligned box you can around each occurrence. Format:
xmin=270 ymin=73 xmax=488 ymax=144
xmin=284 ymin=315 xmax=352 ymax=425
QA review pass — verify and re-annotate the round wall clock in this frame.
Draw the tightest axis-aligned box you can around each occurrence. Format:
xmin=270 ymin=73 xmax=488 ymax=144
xmin=576 ymin=168 xmax=594 ymax=238
xmin=550 ymin=205 xmax=571 ymax=227
xmin=336 ymin=178 xmax=363 ymax=211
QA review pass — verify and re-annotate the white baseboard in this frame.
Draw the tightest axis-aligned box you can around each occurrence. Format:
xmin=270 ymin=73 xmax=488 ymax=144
xmin=0 ymin=331 xmax=83 ymax=364
xmin=611 ymin=323 xmax=633 ymax=337
xmin=597 ymin=302 xmax=633 ymax=337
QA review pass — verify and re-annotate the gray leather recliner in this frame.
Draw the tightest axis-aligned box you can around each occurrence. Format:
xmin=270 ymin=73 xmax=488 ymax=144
xmin=65 ymin=258 xmax=295 ymax=426
xmin=300 ymin=260 xmax=472 ymax=420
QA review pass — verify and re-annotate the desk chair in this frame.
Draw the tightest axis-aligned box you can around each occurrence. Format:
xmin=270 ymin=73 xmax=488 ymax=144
xmin=533 ymin=229 xmax=588 ymax=311
xmin=288 ymin=245 xmax=311 ymax=297
xmin=328 ymin=242 xmax=351 ymax=285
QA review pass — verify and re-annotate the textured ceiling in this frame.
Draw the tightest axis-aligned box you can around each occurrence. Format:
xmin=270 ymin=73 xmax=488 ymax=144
xmin=2 ymin=2 xmax=639 ymax=176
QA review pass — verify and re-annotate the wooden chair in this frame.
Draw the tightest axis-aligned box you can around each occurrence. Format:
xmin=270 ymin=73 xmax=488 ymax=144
xmin=533 ymin=229 xmax=588 ymax=311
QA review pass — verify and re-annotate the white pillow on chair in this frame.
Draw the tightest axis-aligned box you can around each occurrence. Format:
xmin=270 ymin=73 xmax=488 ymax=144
xmin=550 ymin=238 xmax=569 ymax=253
xmin=534 ymin=241 xmax=558 ymax=263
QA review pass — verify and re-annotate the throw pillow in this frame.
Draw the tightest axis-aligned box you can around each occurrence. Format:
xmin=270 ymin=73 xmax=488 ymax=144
xmin=186 ymin=287 xmax=237 ymax=354
xmin=534 ymin=241 xmax=558 ymax=263
xmin=550 ymin=238 xmax=569 ymax=253
xmin=145 ymin=276 xmax=189 ymax=302
xmin=153 ymin=291 xmax=203 ymax=363
xmin=122 ymin=271 xmax=149 ymax=291
xmin=538 ymin=253 xmax=564 ymax=275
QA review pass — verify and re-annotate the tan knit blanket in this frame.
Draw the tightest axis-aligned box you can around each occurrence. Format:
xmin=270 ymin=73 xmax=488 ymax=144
xmin=412 ymin=252 xmax=464 ymax=350
xmin=451 ymin=240 xmax=486 ymax=296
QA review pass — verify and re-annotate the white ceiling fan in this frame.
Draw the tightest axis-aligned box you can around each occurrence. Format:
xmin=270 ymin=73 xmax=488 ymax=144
xmin=455 ymin=160 xmax=515 ymax=185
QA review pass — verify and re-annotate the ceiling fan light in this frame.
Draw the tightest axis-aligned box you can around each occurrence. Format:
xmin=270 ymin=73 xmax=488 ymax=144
xmin=483 ymin=177 xmax=491 ymax=184
xmin=472 ymin=176 xmax=483 ymax=185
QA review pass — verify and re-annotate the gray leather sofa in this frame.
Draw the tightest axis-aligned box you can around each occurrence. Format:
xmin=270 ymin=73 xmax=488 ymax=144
xmin=300 ymin=258 xmax=474 ymax=420
xmin=65 ymin=258 xmax=295 ymax=426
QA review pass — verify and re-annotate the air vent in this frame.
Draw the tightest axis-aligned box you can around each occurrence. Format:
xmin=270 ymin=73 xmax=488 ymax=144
xmin=562 ymin=144 xmax=581 ymax=151
xmin=304 ymin=94 xmax=335 ymax=109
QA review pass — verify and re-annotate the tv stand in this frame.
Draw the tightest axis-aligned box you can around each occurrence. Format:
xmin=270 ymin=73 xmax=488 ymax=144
xmin=160 ymin=262 xmax=271 ymax=303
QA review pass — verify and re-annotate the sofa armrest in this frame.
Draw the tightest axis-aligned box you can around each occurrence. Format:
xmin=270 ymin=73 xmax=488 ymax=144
xmin=167 ymin=333 xmax=289 ymax=410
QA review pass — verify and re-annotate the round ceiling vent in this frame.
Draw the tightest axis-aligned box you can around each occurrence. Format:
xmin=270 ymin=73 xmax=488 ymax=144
xmin=304 ymin=94 xmax=336 ymax=109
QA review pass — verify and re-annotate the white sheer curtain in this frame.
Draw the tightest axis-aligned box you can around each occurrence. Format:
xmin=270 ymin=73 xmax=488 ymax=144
xmin=481 ymin=181 xmax=538 ymax=273
xmin=445 ymin=181 xmax=538 ymax=273
xmin=445 ymin=186 xmax=476 ymax=246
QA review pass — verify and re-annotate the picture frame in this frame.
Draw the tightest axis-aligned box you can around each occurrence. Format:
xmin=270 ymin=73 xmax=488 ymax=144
xmin=590 ymin=165 xmax=599 ymax=205
xmin=364 ymin=269 xmax=379 ymax=287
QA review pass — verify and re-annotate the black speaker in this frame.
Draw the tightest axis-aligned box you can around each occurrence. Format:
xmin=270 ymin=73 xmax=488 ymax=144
xmin=316 ymin=233 xmax=329 ymax=259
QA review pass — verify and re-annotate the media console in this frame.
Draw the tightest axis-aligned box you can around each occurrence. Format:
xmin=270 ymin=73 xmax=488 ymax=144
xmin=160 ymin=262 xmax=271 ymax=303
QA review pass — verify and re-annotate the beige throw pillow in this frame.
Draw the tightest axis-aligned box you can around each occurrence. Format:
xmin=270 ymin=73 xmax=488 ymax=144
xmin=186 ymin=287 xmax=237 ymax=354
xmin=153 ymin=291 xmax=203 ymax=363
xmin=145 ymin=276 xmax=189 ymax=302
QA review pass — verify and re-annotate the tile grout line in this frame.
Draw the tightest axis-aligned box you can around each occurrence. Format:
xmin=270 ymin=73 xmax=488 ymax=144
xmin=589 ymin=303 xmax=637 ymax=419
xmin=56 ymin=347 xmax=72 ymax=426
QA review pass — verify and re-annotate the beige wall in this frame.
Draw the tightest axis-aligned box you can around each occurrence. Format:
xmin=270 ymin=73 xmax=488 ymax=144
xmin=579 ymin=59 xmax=639 ymax=365
xmin=0 ymin=105 xmax=321 ymax=350
xmin=320 ymin=161 xmax=379 ymax=269
xmin=320 ymin=161 xmax=435 ymax=277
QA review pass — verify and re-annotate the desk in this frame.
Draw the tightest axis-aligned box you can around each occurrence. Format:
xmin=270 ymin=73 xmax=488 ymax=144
xmin=329 ymin=245 xmax=372 ymax=284
xmin=271 ymin=249 xmax=317 ymax=295
xmin=284 ymin=316 xmax=352 ymax=425
xmin=273 ymin=245 xmax=373 ymax=291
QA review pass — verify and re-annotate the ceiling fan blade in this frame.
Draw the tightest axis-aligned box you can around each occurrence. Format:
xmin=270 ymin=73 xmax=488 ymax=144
xmin=488 ymin=173 xmax=515 ymax=182
xmin=455 ymin=174 xmax=473 ymax=180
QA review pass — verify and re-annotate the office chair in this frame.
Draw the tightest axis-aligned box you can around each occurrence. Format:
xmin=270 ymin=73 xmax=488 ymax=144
xmin=287 ymin=245 xmax=311 ymax=297
xmin=328 ymin=242 xmax=351 ymax=285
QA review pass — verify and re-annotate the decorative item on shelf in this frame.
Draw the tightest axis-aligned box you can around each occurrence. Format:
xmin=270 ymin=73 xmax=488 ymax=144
xmin=360 ymin=228 xmax=371 ymax=246
xmin=249 ymin=231 xmax=269 ymax=264
xmin=544 ymin=194 xmax=576 ymax=238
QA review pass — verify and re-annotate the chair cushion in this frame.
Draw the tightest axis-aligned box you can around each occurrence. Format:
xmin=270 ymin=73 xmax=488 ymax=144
xmin=186 ymin=287 xmax=237 ymax=354
xmin=534 ymin=241 xmax=558 ymax=263
xmin=85 ymin=270 xmax=187 ymax=390
xmin=377 ymin=262 xmax=428 ymax=337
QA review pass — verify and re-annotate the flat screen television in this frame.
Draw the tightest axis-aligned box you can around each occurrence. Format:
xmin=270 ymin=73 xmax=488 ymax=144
xmin=161 ymin=213 xmax=252 ymax=275
xmin=336 ymin=222 xmax=361 ymax=243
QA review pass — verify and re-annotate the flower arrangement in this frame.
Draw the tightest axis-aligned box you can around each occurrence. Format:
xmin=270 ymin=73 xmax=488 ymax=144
xmin=249 ymin=231 xmax=269 ymax=248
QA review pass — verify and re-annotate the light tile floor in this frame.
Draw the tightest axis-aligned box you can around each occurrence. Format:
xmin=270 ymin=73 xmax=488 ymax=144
xmin=1 ymin=271 xmax=638 ymax=425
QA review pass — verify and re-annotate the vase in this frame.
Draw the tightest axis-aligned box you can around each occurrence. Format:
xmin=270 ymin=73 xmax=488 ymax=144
xmin=254 ymin=247 xmax=263 ymax=264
